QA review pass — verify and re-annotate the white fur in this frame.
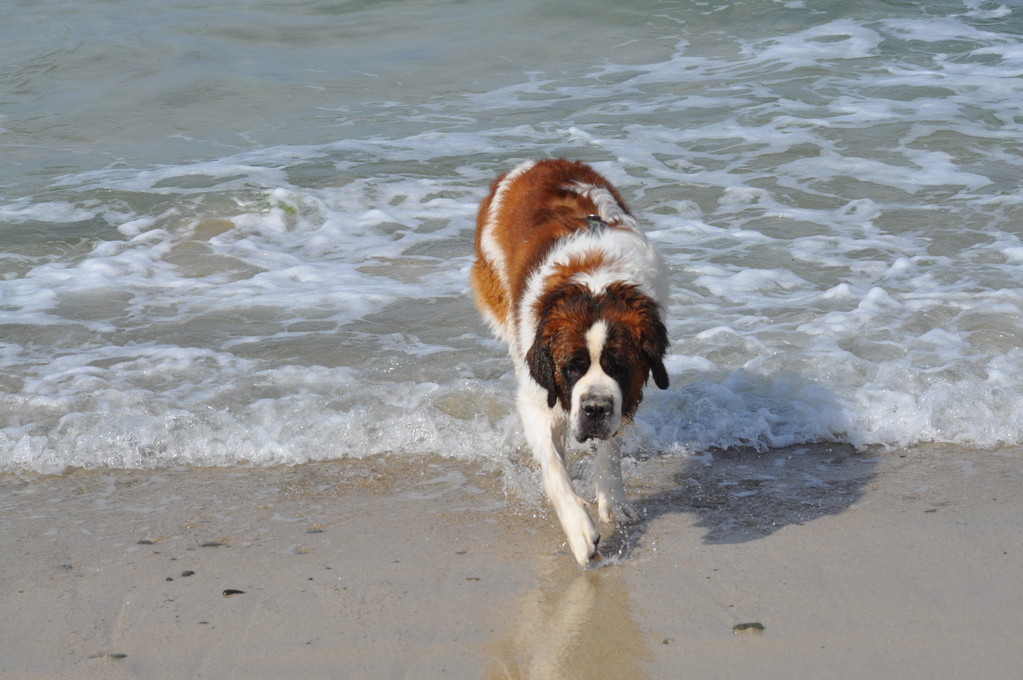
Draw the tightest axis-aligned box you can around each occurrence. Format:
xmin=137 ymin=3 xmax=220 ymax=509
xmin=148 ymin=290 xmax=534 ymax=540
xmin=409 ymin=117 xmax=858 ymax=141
xmin=516 ymin=377 xmax=599 ymax=565
xmin=569 ymin=321 xmax=623 ymax=441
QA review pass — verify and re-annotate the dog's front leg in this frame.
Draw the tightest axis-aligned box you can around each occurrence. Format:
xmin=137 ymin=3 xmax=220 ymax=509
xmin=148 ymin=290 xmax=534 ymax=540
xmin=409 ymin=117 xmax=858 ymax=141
xmin=519 ymin=399 xmax=599 ymax=565
xmin=542 ymin=427 xmax=600 ymax=566
xmin=594 ymin=437 xmax=639 ymax=524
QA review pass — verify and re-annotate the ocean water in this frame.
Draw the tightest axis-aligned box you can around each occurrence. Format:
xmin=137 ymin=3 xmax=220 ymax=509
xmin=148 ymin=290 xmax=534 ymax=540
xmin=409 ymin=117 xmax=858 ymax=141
xmin=2 ymin=0 xmax=1022 ymax=474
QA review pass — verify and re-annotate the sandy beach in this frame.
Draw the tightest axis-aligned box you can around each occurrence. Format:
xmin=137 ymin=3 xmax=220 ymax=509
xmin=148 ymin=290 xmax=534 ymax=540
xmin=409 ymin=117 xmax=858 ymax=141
xmin=2 ymin=443 xmax=1021 ymax=679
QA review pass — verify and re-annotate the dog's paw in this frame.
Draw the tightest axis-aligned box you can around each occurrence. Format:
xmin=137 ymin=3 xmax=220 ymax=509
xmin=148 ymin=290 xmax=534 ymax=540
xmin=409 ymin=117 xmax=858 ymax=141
xmin=559 ymin=499 xmax=600 ymax=566
xmin=569 ymin=523 xmax=601 ymax=567
xmin=597 ymin=493 xmax=640 ymax=525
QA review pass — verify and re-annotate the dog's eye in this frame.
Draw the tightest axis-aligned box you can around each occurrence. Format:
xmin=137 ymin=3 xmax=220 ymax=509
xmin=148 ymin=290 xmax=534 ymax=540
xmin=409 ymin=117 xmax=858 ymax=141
xmin=602 ymin=353 xmax=628 ymax=380
xmin=562 ymin=360 xmax=586 ymax=382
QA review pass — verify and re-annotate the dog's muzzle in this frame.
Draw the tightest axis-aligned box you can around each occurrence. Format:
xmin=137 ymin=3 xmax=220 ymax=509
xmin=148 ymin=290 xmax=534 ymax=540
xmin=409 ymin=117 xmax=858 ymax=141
xmin=574 ymin=394 xmax=617 ymax=442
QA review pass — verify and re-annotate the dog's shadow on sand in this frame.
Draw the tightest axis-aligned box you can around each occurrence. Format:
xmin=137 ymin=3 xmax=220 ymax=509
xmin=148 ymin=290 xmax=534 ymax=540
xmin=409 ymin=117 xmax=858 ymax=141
xmin=598 ymin=442 xmax=878 ymax=561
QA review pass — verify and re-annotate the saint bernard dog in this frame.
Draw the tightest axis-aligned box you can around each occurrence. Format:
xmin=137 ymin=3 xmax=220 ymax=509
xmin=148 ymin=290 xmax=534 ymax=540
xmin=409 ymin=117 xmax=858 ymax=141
xmin=470 ymin=158 xmax=670 ymax=566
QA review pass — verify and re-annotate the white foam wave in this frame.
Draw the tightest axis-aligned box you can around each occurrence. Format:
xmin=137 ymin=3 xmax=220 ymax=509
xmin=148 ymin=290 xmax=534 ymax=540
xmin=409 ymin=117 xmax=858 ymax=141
xmin=4 ymin=0 xmax=1023 ymax=472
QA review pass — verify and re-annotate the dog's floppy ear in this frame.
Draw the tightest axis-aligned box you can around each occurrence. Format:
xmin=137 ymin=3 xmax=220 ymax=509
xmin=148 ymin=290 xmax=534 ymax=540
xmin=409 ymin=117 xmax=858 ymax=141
xmin=649 ymin=353 xmax=670 ymax=390
xmin=642 ymin=308 xmax=670 ymax=390
xmin=526 ymin=329 xmax=559 ymax=408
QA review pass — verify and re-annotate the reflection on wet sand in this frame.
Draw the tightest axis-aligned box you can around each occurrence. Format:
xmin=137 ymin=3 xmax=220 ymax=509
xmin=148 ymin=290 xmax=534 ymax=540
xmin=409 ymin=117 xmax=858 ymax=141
xmin=485 ymin=556 xmax=652 ymax=680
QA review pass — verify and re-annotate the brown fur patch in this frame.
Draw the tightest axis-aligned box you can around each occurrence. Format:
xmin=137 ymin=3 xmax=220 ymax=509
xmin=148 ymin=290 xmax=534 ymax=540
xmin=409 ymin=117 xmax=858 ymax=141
xmin=471 ymin=159 xmax=635 ymax=331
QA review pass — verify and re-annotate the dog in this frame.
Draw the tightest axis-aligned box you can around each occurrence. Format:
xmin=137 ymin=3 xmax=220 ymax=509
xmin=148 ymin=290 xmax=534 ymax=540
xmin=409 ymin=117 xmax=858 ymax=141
xmin=470 ymin=158 xmax=670 ymax=565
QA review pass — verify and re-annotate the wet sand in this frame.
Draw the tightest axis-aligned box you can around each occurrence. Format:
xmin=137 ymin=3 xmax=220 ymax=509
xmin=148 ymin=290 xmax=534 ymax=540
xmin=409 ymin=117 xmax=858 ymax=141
xmin=2 ymin=444 xmax=1021 ymax=679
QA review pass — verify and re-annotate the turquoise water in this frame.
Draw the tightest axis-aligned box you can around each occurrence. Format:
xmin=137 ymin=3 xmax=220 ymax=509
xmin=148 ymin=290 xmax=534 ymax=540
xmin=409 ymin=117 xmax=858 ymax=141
xmin=2 ymin=0 xmax=1022 ymax=472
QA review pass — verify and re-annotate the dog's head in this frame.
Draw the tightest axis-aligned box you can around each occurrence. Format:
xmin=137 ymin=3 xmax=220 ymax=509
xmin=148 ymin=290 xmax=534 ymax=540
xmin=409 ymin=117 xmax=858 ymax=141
xmin=526 ymin=282 xmax=669 ymax=442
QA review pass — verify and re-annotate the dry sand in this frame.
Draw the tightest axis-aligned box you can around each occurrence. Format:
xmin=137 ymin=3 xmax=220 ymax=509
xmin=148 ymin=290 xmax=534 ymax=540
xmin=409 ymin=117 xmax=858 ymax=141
xmin=2 ymin=443 xmax=1021 ymax=679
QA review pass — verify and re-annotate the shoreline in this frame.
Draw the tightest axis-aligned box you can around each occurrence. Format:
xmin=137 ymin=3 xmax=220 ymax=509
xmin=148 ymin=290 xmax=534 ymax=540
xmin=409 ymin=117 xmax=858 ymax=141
xmin=2 ymin=444 xmax=1022 ymax=678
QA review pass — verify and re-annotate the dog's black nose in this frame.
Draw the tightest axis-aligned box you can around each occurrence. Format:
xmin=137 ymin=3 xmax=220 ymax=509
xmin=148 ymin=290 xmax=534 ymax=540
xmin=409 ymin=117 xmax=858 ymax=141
xmin=581 ymin=396 xmax=613 ymax=420
xmin=576 ymin=396 xmax=616 ymax=443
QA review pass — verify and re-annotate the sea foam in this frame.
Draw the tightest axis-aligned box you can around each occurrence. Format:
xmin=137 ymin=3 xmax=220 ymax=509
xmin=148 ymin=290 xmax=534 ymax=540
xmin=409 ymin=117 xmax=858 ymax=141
xmin=3 ymin=0 xmax=1023 ymax=473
